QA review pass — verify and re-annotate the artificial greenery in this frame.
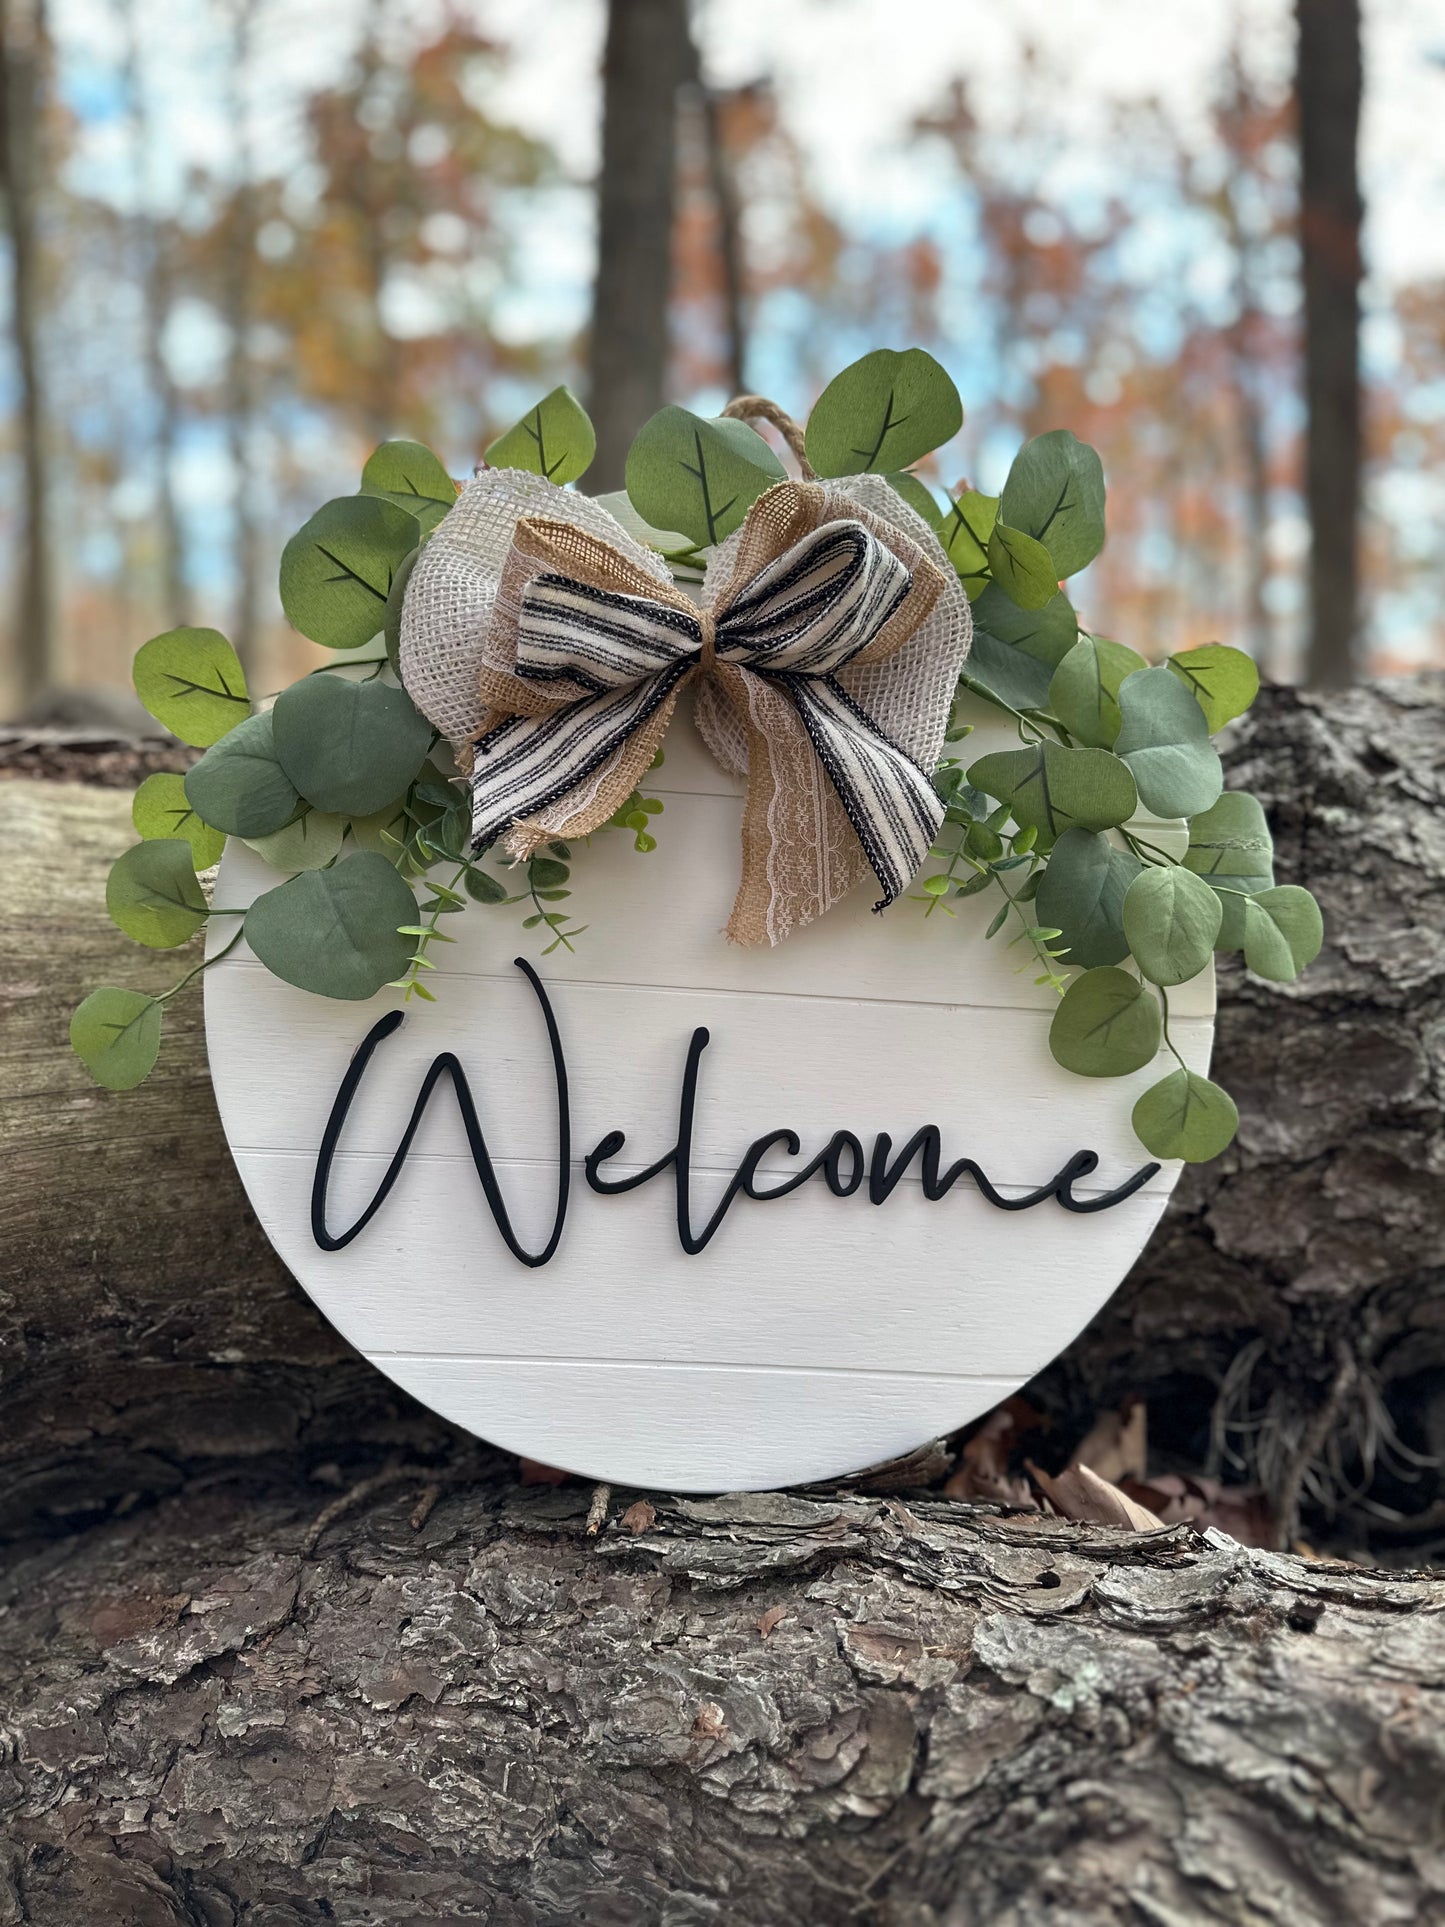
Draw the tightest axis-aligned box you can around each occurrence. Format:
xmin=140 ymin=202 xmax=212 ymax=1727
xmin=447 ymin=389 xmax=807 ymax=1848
xmin=72 ymin=352 xmax=1322 ymax=1170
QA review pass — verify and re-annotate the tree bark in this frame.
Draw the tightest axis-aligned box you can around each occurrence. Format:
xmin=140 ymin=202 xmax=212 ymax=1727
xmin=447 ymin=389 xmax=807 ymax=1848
xmin=0 ymin=0 xmax=55 ymax=711
xmin=1028 ymin=674 xmax=1445 ymax=1550
xmin=120 ymin=0 xmax=188 ymax=629
xmin=588 ymin=0 xmax=694 ymax=491
xmin=2 ymin=678 xmax=1443 ymax=1555
xmin=1220 ymin=42 xmax=1274 ymax=667
xmin=689 ymin=73 xmax=748 ymax=396
xmin=222 ymin=0 xmax=261 ymax=674
xmin=4 ymin=1470 xmax=1445 ymax=1923
xmin=1296 ymin=0 xmax=1363 ymax=688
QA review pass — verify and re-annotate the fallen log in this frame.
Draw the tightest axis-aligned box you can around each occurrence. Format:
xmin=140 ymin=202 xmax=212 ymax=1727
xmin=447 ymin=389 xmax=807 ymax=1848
xmin=1 ymin=677 xmax=1443 ymax=1548
xmin=3 ymin=1471 xmax=1444 ymax=1924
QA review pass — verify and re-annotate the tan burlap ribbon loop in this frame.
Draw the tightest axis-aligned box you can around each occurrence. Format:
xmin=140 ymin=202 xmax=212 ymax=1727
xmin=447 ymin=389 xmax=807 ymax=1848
xmin=399 ymin=468 xmax=973 ymax=946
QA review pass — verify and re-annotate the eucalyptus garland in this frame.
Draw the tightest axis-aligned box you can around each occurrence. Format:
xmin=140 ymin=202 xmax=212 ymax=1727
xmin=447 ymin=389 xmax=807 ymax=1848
xmin=71 ymin=348 xmax=1322 ymax=1166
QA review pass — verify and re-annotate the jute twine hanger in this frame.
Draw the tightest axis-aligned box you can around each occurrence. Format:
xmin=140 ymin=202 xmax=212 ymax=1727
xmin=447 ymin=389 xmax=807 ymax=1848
xmin=719 ymin=395 xmax=817 ymax=479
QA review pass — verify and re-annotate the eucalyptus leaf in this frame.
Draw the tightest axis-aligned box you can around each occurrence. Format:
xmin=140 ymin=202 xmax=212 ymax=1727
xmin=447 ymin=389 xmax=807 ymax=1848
xmin=106 ymin=840 xmax=209 ymax=949
xmin=1183 ymin=791 xmax=1274 ymax=895
xmin=465 ymin=868 xmax=508 ymax=904
xmin=1167 ymin=642 xmax=1260 ymax=733
xmin=1049 ymin=967 xmax=1161 ymax=1078
xmin=1114 ymin=665 xmax=1224 ymax=818
xmin=999 ymin=429 xmax=1107 ymax=578
xmin=280 ymin=495 xmax=421 ymax=650
xmin=384 ymin=542 xmax=420 ymax=676
xmin=1214 ymin=890 xmax=1251 ymax=952
xmin=1228 ymin=884 xmax=1325 ymax=982
xmin=485 ymin=385 xmax=596 ymax=486
xmin=70 ymin=987 xmax=163 ymax=1091
xmin=360 ymin=440 xmax=456 ymax=532
xmin=804 ymin=348 xmax=963 ymax=477
xmin=1048 ymin=635 xmax=1148 ymax=748
xmin=244 ymin=853 xmax=417 ymax=1000
xmin=184 ymin=710 xmax=301 ymax=838
xmin=1121 ymin=864 xmax=1223 ymax=986
xmin=938 ymin=491 xmax=997 ymax=585
xmin=971 ymin=583 xmax=1079 ymax=668
xmin=967 ymin=741 xmax=1138 ymax=849
xmin=132 ymin=772 xmax=226 ymax=869
xmin=244 ymin=809 xmax=346 ymax=872
xmin=625 ymin=406 xmax=784 ymax=550
xmin=347 ymin=796 xmax=413 ymax=854
xmin=986 ymin=521 xmax=1058 ymax=610
xmin=958 ymin=629 xmax=1053 ymax=715
xmin=423 ymin=800 xmax=471 ymax=863
xmin=886 ymin=471 xmax=943 ymax=527
xmin=709 ymin=414 xmax=790 ymax=471
xmin=131 ymin=627 xmax=249 ymax=746
xmin=1132 ymin=1070 xmax=1238 ymax=1162
xmin=271 ymin=674 xmax=433 ymax=816
xmin=1035 ymin=827 xmax=1141 ymax=968
xmin=590 ymin=490 xmax=694 ymax=555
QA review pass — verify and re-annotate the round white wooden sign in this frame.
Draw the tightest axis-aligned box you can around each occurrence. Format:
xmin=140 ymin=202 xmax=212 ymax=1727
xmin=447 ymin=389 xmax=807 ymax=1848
xmin=205 ymin=690 xmax=1214 ymax=1491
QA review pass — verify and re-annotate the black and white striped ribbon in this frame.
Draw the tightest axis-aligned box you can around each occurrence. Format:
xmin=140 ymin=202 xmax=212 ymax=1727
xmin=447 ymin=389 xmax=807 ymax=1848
xmin=471 ymin=517 xmax=943 ymax=909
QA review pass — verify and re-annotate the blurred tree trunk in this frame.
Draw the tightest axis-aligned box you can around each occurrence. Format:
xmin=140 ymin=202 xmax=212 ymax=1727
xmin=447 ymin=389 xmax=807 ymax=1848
xmin=0 ymin=0 xmax=55 ymax=710
xmin=223 ymin=0 xmax=260 ymax=674
xmin=588 ymin=0 xmax=695 ymax=491
xmin=120 ymin=0 xmax=188 ymax=629
xmin=1221 ymin=46 xmax=1273 ymax=665
xmin=681 ymin=47 xmax=748 ymax=397
xmin=703 ymin=89 xmax=747 ymax=395
xmin=353 ymin=0 xmax=395 ymax=447
xmin=1296 ymin=0 xmax=1363 ymax=687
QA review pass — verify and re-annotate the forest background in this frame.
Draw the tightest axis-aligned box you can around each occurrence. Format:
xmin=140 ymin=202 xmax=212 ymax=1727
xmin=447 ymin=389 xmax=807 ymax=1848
xmin=0 ymin=0 xmax=1433 ymax=718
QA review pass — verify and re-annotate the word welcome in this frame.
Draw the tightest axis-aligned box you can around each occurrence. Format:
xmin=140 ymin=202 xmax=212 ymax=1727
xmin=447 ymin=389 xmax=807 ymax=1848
xmin=311 ymin=960 xmax=1160 ymax=1265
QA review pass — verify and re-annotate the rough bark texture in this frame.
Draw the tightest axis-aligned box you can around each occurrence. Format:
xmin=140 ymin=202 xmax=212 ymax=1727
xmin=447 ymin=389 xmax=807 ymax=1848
xmin=5 ymin=1474 xmax=1445 ymax=1924
xmin=1028 ymin=674 xmax=1445 ymax=1551
xmin=3 ymin=678 xmax=1445 ymax=1918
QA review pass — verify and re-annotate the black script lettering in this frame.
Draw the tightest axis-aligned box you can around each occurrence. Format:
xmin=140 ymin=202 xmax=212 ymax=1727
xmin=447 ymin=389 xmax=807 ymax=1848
xmin=746 ymin=1129 xmax=866 ymax=1202
xmin=310 ymin=957 xmax=569 ymax=1266
xmin=1051 ymin=1150 xmax=1161 ymax=1214
xmin=868 ymin=1130 xmax=1159 ymax=1215
xmin=585 ymin=1026 xmax=805 ymax=1253
xmin=312 ymin=970 xmax=1164 ymax=1261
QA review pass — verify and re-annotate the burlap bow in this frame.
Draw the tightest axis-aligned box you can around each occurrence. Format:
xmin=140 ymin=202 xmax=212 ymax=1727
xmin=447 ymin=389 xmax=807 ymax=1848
xmin=399 ymin=468 xmax=972 ymax=945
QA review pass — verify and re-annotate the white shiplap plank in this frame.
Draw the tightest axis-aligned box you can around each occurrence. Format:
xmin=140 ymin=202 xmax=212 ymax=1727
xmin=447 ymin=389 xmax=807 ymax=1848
xmin=208 ymin=970 xmax=1211 ymax=1186
xmin=369 ymin=1355 xmax=1024 ymax=1491
xmin=233 ymin=1145 xmax=1179 ymax=1380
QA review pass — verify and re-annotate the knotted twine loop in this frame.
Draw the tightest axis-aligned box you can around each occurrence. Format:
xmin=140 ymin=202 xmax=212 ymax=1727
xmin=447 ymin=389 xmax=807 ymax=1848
xmin=720 ymin=395 xmax=817 ymax=479
xmin=696 ymin=609 xmax=718 ymax=676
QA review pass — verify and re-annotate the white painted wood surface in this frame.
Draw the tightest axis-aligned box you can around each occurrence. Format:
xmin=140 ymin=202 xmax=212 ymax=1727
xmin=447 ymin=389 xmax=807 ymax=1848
xmin=205 ymin=690 xmax=1215 ymax=1490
